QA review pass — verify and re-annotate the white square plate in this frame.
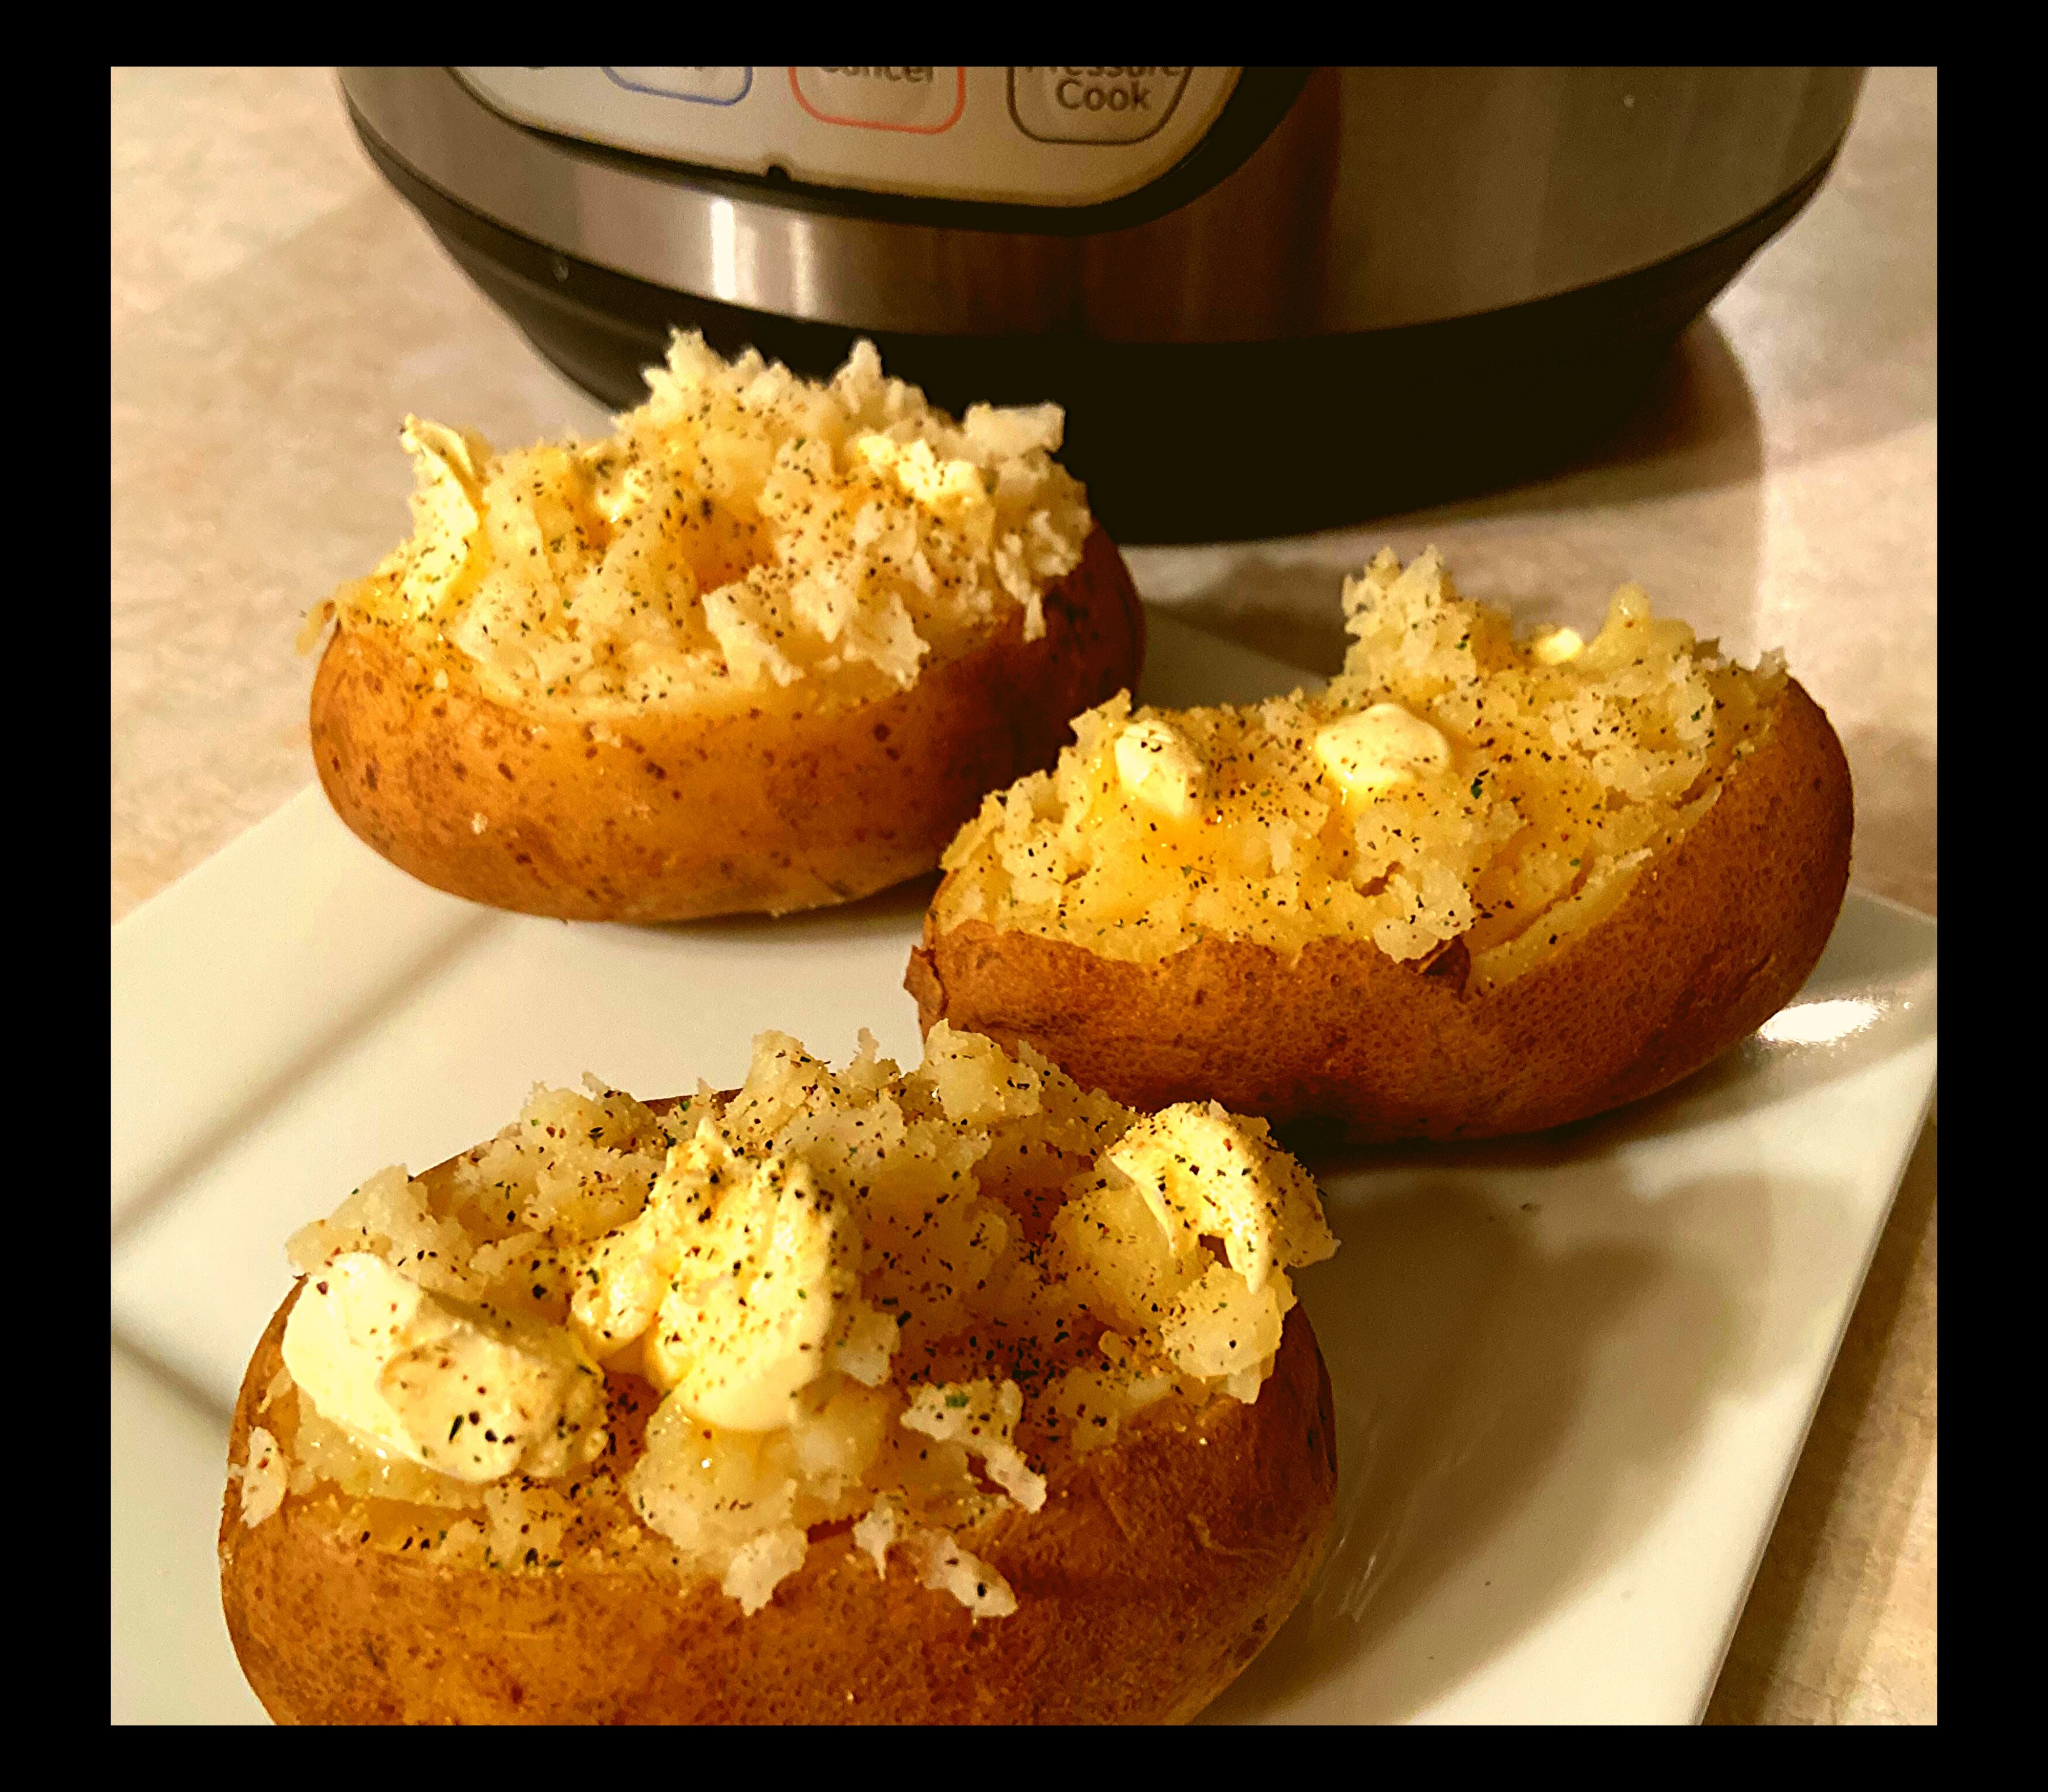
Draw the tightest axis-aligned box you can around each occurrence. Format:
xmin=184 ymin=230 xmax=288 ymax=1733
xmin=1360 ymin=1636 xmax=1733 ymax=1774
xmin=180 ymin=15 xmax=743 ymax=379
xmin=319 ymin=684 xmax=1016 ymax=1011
xmin=110 ymin=611 xmax=1936 ymax=1724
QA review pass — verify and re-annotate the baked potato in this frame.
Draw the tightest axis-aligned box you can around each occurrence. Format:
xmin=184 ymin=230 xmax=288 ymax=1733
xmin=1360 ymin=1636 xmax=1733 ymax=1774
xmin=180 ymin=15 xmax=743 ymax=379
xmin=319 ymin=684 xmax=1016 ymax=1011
xmin=304 ymin=334 xmax=1143 ymax=922
xmin=220 ymin=1027 xmax=1338 ymax=1724
xmin=909 ymin=549 xmax=1853 ymax=1142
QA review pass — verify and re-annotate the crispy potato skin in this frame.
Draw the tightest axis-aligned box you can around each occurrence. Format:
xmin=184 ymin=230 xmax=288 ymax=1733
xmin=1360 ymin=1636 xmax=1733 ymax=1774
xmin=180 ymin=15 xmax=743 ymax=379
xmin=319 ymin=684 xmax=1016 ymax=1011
xmin=909 ymin=679 xmax=1853 ymax=1143
xmin=220 ymin=1289 xmax=1334 ymax=1725
xmin=309 ymin=526 xmax=1143 ymax=922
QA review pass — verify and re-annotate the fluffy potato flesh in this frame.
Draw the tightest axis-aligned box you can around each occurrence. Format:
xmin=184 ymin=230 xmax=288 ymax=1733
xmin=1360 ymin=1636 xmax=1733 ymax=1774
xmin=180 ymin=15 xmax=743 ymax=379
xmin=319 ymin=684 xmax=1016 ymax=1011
xmin=221 ymin=1028 xmax=1339 ymax=1722
xmin=313 ymin=332 xmax=1093 ymax=717
xmin=934 ymin=548 xmax=1785 ymax=989
xmin=914 ymin=549 xmax=1854 ymax=1140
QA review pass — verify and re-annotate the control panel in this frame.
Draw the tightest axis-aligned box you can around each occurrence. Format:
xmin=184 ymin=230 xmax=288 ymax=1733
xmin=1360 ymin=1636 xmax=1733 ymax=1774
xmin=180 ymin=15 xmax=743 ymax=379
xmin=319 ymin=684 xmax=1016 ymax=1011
xmin=456 ymin=67 xmax=1241 ymax=207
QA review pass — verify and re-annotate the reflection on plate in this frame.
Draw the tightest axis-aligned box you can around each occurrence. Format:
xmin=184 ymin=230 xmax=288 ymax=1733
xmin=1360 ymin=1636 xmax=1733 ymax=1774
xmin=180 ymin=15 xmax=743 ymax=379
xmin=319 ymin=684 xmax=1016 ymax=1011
xmin=110 ymin=610 xmax=1935 ymax=1725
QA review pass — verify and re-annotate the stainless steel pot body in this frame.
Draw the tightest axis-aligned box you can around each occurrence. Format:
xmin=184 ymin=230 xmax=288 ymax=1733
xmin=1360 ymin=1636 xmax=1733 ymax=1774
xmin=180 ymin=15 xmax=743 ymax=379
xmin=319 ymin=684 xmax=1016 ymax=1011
xmin=343 ymin=66 xmax=1862 ymax=342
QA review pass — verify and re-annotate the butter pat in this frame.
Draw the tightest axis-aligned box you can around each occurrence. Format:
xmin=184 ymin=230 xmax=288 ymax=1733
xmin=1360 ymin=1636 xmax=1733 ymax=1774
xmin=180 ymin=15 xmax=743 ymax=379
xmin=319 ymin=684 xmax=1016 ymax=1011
xmin=581 ymin=1143 xmax=872 ymax=1433
xmin=1313 ymin=703 xmax=1450 ymax=802
xmin=1105 ymin=1102 xmax=1337 ymax=1293
xmin=1528 ymin=625 xmax=1585 ymax=666
xmin=281 ymin=1252 xmax=605 ymax=1484
xmin=1114 ymin=717 xmax=1204 ymax=819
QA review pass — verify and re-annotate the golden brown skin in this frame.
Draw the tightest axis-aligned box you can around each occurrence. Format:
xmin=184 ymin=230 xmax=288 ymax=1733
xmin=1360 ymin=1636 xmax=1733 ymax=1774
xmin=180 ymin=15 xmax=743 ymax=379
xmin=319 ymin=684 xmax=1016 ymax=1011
xmin=220 ymin=1289 xmax=1335 ymax=1725
xmin=309 ymin=526 xmax=1144 ymax=922
xmin=909 ymin=679 xmax=1854 ymax=1143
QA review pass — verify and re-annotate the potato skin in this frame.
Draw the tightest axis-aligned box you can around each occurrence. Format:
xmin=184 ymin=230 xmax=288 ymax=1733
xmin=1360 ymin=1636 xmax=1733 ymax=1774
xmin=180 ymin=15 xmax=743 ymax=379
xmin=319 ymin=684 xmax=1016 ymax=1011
xmin=309 ymin=527 xmax=1143 ymax=922
xmin=909 ymin=679 xmax=1853 ymax=1143
xmin=220 ymin=1286 xmax=1334 ymax=1725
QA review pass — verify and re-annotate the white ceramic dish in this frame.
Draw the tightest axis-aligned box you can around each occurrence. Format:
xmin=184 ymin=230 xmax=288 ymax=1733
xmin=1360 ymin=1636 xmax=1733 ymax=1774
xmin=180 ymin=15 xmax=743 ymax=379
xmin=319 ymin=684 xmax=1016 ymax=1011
xmin=110 ymin=611 xmax=1935 ymax=1724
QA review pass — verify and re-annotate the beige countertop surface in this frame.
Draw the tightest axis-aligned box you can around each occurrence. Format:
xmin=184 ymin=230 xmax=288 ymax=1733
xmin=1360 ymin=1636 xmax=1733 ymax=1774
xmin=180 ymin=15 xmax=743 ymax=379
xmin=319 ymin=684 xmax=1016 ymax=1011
xmin=111 ymin=66 xmax=1935 ymax=1723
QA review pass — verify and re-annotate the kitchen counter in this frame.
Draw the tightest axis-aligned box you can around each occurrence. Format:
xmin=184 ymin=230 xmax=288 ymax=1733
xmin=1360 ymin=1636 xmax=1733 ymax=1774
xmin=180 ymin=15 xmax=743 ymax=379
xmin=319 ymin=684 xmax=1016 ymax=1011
xmin=110 ymin=66 xmax=1935 ymax=1723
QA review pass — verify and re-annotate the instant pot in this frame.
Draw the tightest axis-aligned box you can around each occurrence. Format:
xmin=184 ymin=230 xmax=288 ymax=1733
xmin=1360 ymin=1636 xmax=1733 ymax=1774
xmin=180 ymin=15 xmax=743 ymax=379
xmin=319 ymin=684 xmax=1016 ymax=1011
xmin=340 ymin=67 xmax=1864 ymax=540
